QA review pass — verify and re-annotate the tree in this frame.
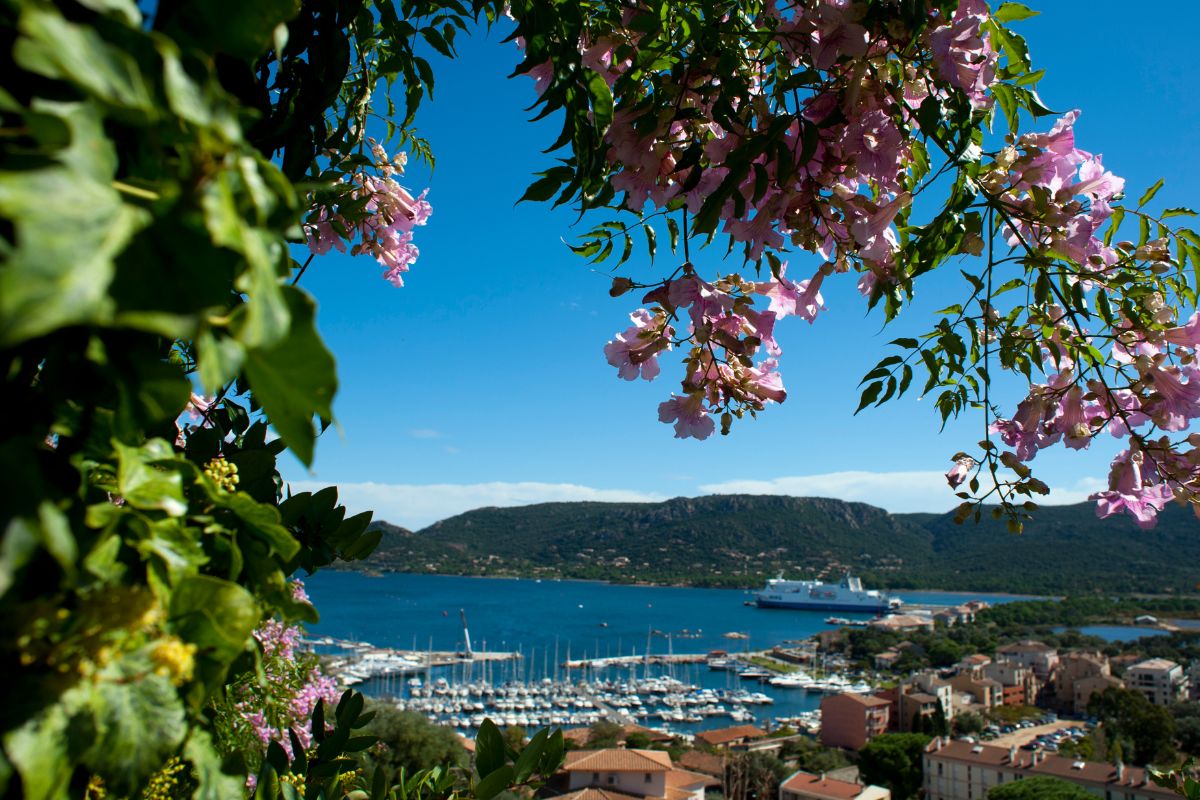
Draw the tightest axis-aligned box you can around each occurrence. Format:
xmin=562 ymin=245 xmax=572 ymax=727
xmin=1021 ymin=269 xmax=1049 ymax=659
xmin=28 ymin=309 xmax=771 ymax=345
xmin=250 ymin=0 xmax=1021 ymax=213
xmin=724 ymin=751 xmax=790 ymax=800
xmin=857 ymin=733 xmax=931 ymax=800
xmin=987 ymin=775 xmax=1095 ymax=800
xmin=587 ymin=721 xmax=625 ymax=749
xmin=1173 ymin=703 xmax=1200 ymax=756
xmin=624 ymin=731 xmax=654 ymax=750
xmin=954 ymin=712 xmax=986 ymax=736
xmin=1089 ymin=688 xmax=1177 ymax=766
xmin=358 ymin=702 xmax=468 ymax=784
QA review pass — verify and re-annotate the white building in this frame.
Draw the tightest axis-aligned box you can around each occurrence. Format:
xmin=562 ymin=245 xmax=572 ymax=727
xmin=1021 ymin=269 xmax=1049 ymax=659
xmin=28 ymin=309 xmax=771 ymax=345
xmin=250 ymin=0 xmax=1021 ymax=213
xmin=1123 ymin=658 xmax=1186 ymax=707
xmin=561 ymin=750 xmax=712 ymax=800
xmin=923 ymin=738 xmax=1178 ymax=800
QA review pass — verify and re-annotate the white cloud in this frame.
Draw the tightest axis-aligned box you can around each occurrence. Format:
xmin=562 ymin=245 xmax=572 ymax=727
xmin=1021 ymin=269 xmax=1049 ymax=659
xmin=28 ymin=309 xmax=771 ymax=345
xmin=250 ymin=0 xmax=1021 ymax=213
xmin=286 ymin=480 xmax=668 ymax=530
xmin=697 ymin=471 xmax=1107 ymax=514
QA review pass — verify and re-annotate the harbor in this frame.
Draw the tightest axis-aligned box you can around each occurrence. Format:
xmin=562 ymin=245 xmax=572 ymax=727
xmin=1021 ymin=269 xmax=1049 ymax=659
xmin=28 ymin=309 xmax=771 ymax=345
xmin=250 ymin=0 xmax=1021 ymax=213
xmin=302 ymin=571 xmax=1035 ymax=736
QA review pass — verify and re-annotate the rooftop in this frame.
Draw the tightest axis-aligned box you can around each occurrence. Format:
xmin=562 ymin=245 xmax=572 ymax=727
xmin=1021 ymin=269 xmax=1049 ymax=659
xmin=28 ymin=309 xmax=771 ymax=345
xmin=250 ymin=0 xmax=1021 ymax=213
xmin=827 ymin=692 xmax=890 ymax=708
xmin=694 ymin=725 xmax=768 ymax=746
xmin=564 ymin=750 xmax=673 ymax=773
xmin=1129 ymin=658 xmax=1180 ymax=672
xmin=781 ymin=770 xmax=869 ymax=799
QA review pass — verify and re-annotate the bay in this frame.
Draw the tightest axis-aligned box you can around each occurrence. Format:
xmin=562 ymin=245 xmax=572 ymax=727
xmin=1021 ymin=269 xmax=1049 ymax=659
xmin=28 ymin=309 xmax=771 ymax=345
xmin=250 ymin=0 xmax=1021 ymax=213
xmin=304 ymin=572 xmax=1040 ymax=732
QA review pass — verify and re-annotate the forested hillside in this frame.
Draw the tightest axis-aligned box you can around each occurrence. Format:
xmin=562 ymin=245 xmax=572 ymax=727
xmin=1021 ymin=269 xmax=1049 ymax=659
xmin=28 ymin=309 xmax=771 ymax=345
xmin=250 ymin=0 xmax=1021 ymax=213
xmin=349 ymin=496 xmax=1200 ymax=595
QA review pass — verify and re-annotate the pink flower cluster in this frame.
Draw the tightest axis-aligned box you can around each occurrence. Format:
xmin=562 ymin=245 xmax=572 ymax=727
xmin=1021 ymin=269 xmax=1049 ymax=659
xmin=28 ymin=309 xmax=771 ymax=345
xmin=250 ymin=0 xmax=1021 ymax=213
xmin=304 ymin=140 xmax=432 ymax=286
xmin=578 ymin=2 xmax=999 ymax=439
xmin=607 ymin=267 xmax=801 ymax=439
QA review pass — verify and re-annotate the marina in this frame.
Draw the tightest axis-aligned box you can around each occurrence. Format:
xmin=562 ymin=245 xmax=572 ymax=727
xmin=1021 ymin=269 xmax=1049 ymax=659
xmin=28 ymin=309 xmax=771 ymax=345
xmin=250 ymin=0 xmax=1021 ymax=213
xmin=302 ymin=572 xmax=1037 ymax=735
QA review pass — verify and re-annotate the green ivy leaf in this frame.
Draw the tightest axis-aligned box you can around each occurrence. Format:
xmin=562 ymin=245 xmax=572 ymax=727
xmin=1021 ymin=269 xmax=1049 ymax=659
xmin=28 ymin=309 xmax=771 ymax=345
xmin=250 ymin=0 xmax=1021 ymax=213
xmin=84 ymin=672 xmax=188 ymax=794
xmin=242 ymin=287 xmax=337 ymax=466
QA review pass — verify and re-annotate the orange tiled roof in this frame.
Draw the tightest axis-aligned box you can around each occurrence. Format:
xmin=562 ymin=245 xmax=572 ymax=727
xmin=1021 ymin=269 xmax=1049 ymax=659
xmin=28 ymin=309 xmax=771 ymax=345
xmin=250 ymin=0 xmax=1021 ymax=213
xmin=677 ymin=751 xmax=727 ymax=777
xmin=565 ymin=750 xmax=673 ymax=772
xmin=780 ymin=770 xmax=865 ymax=799
xmin=694 ymin=725 xmax=768 ymax=746
xmin=557 ymin=788 xmax=646 ymax=800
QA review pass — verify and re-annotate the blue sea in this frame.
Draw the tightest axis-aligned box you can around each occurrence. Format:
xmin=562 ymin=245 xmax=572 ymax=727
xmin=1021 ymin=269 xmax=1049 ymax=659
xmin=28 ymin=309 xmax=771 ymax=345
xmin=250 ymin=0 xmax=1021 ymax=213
xmin=304 ymin=572 xmax=1039 ymax=729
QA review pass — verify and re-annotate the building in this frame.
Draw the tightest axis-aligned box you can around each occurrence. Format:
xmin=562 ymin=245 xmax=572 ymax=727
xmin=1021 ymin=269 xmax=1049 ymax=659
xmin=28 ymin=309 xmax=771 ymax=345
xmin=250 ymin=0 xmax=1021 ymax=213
xmin=560 ymin=750 xmax=715 ymax=800
xmin=922 ymin=738 xmax=1178 ymax=800
xmin=873 ymin=686 xmax=940 ymax=734
xmin=874 ymin=650 xmax=901 ymax=671
xmin=1188 ymin=661 xmax=1200 ymax=701
xmin=676 ymin=751 xmax=727 ymax=779
xmin=1124 ymin=658 xmax=1187 ymax=707
xmin=868 ymin=614 xmax=934 ymax=632
xmin=995 ymin=640 xmax=1059 ymax=681
xmin=982 ymin=661 xmax=1039 ymax=708
xmin=914 ymin=672 xmax=956 ymax=721
xmin=780 ymin=770 xmax=890 ymax=800
xmin=948 ymin=672 xmax=1002 ymax=709
xmin=820 ymin=693 xmax=890 ymax=750
xmin=694 ymin=725 xmax=768 ymax=749
xmin=1054 ymin=652 xmax=1122 ymax=714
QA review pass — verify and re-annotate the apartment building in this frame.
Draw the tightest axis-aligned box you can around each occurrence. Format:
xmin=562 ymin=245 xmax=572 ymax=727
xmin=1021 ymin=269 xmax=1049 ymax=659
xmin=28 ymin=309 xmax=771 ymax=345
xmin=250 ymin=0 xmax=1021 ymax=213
xmin=819 ymin=693 xmax=890 ymax=749
xmin=995 ymin=640 xmax=1059 ymax=681
xmin=1124 ymin=658 xmax=1186 ymax=707
xmin=922 ymin=738 xmax=1178 ymax=800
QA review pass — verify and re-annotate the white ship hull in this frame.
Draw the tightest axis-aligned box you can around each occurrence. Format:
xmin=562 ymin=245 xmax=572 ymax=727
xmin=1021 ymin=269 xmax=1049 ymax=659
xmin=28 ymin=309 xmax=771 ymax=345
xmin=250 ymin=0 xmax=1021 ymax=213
xmin=754 ymin=573 xmax=900 ymax=613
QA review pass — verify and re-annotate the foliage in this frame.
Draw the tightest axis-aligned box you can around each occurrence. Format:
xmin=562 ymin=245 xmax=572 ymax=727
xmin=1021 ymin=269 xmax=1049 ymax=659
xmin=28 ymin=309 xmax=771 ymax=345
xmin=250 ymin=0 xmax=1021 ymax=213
xmin=953 ymin=712 xmax=985 ymax=736
xmin=356 ymin=702 xmax=468 ymax=786
xmin=1174 ymin=704 xmax=1200 ymax=757
xmin=360 ymin=497 xmax=1200 ymax=595
xmin=777 ymin=737 xmax=851 ymax=774
xmin=1088 ymin=687 xmax=1177 ymax=766
xmin=986 ymin=775 xmax=1095 ymax=800
xmin=1150 ymin=760 xmax=1200 ymax=800
xmin=723 ymin=751 xmax=789 ymax=800
xmin=856 ymin=733 xmax=931 ymax=800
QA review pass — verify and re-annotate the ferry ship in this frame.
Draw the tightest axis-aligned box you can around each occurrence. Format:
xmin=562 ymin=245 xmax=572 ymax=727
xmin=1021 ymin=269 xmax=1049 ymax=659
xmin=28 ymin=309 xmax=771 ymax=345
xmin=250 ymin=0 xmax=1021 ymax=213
xmin=755 ymin=573 xmax=902 ymax=612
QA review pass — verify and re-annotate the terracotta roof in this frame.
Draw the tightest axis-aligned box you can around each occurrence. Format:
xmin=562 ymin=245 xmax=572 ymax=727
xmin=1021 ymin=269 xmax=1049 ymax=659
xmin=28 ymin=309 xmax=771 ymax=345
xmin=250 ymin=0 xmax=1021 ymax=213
xmin=828 ymin=692 xmax=890 ymax=708
xmin=780 ymin=770 xmax=866 ymax=799
xmin=667 ymin=769 xmax=718 ymax=790
xmin=962 ymin=654 xmax=991 ymax=665
xmin=565 ymin=750 xmax=673 ymax=772
xmin=907 ymin=692 xmax=939 ymax=704
xmin=694 ymin=725 xmax=768 ymax=746
xmin=458 ymin=734 xmax=476 ymax=753
xmin=624 ymin=724 xmax=673 ymax=743
xmin=678 ymin=751 xmax=727 ymax=777
xmin=558 ymin=788 xmax=646 ymax=800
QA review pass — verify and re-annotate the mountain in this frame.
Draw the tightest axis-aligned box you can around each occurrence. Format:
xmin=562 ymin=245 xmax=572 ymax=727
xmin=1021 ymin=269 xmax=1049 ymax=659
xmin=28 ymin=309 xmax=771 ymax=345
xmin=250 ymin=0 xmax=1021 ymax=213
xmin=353 ymin=495 xmax=1200 ymax=595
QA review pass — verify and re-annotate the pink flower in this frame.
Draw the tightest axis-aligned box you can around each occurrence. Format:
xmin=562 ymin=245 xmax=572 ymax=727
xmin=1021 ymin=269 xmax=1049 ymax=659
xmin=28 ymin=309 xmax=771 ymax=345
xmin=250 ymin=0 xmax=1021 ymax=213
xmin=658 ymin=393 xmax=715 ymax=440
xmin=1144 ymin=366 xmax=1200 ymax=431
xmin=605 ymin=309 xmax=671 ymax=381
xmin=946 ymin=457 xmax=976 ymax=489
xmin=927 ymin=0 xmax=997 ymax=110
xmin=1090 ymin=449 xmax=1174 ymax=529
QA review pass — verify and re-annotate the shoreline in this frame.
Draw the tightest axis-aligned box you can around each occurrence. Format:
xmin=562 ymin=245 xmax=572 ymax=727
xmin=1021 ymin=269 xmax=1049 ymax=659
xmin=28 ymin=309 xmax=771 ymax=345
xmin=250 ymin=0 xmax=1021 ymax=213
xmin=336 ymin=566 xmax=1200 ymax=600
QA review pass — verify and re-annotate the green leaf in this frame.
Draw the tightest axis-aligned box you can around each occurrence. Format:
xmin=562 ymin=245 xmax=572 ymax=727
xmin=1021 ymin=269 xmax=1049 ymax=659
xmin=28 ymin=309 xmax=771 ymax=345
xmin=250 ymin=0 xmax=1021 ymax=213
xmin=115 ymin=439 xmax=187 ymax=516
xmin=2 ymin=698 xmax=74 ymax=800
xmin=157 ymin=0 xmax=301 ymax=61
xmin=1138 ymin=178 xmax=1165 ymax=208
xmin=84 ymin=672 xmax=188 ymax=794
xmin=242 ymin=287 xmax=337 ymax=466
xmin=169 ymin=575 xmax=260 ymax=667
xmin=186 ymin=728 xmax=247 ymax=799
xmin=992 ymin=2 xmax=1039 ymax=23
xmin=0 ymin=103 xmax=147 ymax=346
xmin=475 ymin=719 xmax=505 ymax=778
xmin=14 ymin=8 xmax=154 ymax=112
xmin=475 ymin=765 xmax=515 ymax=800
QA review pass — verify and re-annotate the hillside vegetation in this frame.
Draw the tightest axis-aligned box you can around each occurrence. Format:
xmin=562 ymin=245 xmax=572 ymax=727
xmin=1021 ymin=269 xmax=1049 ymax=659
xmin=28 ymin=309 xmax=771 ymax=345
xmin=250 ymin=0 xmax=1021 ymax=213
xmin=349 ymin=495 xmax=1200 ymax=595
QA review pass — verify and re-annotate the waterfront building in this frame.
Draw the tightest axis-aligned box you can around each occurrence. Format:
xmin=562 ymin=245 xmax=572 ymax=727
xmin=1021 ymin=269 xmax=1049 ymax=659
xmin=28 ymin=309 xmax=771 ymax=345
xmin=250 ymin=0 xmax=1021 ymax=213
xmin=820 ymin=693 xmax=889 ymax=749
xmin=922 ymin=738 xmax=1177 ymax=800
xmin=995 ymin=641 xmax=1059 ymax=681
xmin=694 ymin=724 xmax=768 ymax=750
xmin=1123 ymin=658 xmax=1187 ymax=707
xmin=559 ymin=750 xmax=714 ymax=800
xmin=867 ymin=614 xmax=934 ymax=632
xmin=780 ymin=770 xmax=890 ymax=800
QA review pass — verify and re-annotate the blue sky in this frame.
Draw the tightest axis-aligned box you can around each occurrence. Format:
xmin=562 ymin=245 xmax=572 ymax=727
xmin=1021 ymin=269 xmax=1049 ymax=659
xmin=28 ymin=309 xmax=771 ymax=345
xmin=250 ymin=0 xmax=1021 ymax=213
xmin=286 ymin=2 xmax=1200 ymax=529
